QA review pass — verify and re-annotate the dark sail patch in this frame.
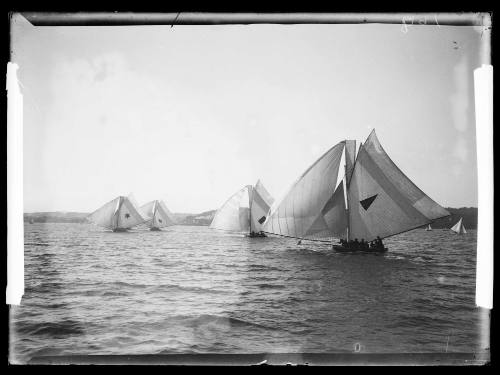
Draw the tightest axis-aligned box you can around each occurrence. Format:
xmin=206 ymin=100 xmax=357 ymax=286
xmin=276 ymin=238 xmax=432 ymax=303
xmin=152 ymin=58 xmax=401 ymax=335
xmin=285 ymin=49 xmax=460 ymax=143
xmin=258 ymin=216 xmax=266 ymax=224
xmin=158 ymin=218 xmax=163 ymax=223
xmin=124 ymin=213 xmax=130 ymax=219
xmin=360 ymin=194 xmax=378 ymax=211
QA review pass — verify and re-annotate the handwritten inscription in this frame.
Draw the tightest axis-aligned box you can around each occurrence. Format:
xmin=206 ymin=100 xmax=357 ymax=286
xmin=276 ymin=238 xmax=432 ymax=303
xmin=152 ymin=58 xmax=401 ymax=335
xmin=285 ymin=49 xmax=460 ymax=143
xmin=401 ymin=14 xmax=441 ymax=33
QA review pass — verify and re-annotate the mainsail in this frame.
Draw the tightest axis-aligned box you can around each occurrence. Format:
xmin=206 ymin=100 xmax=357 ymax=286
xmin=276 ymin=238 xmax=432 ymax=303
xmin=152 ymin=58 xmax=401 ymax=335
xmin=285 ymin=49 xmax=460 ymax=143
xmin=426 ymin=224 xmax=432 ymax=231
xmin=451 ymin=217 xmax=467 ymax=234
xmin=250 ymin=180 xmax=275 ymax=233
xmin=263 ymin=142 xmax=345 ymax=239
xmin=210 ymin=180 xmax=274 ymax=234
xmin=347 ymin=130 xmax=450 ymax=242
xmin=140 ymin=200 xmax=177 ymax=229
xmin=263 ymin=130 xmax=450 ymax=243
xmin=88 ymin=196 xmax=145 ymax=231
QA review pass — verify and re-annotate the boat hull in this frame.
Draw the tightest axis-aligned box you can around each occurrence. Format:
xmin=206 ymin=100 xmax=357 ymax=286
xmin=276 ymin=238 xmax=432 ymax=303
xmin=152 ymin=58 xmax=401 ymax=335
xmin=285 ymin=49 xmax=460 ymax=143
xmin=150 ymin=227 xmax=162 ymax=231
xmin=112 ymin=228 xmax=128 ymax=232
xmin=332 ymin=245 xmax=388 ymax=253
xmin=245 ymin=232 xmax=267 ymax=238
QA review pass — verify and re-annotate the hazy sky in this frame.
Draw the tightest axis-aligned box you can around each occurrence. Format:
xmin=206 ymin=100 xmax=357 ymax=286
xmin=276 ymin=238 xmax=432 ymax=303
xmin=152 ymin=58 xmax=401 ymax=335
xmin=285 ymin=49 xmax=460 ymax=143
xmin=12 ymin=14 xmax=484 ymax=213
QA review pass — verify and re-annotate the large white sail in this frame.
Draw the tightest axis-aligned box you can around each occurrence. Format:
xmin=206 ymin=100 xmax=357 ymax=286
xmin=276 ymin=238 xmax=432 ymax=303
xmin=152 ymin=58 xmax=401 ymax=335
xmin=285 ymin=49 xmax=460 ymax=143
xmin=210 ymin=186 xmax=251 ymax=233
xmin=116 ymin=196 xmax=146 ymax=229
xmin=140 ymin=200 xmax=176 ymax=229
xmin=347 ymin=130 xmax=450 ymax=242
xmin=250 ymin=180 xmax=275 ymax=233
xmin=87 ymin=197 xmax=121 ymax=229
xmin=306 ymin=181 xmax=348 ymax=240
xmin=140 ymin=200 xmax=156 ymax=222
xmin=153 ymin=200 xmax=176 ymax=228
xmin=451 ymin=217 xmax=467 ymax=234
xmin=263 ymin=142 xmax=345 ymax=239
xmin=88 ymin=196 xmax=145 ymax=230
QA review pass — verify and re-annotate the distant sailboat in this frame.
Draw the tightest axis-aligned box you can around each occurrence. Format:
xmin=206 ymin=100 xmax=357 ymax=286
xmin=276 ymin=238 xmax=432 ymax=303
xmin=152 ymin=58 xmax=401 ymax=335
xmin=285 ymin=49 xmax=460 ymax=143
xmin=210 ymin=180 xmax=274 ymax=237
xmin=451 ymin=217 xmax=467 ymax=234
xmin=140 ymin=200 xmax=177 ymax=231
xmin=87 ymin=196 xmax=145 ymax=232
xmin=29 ymin=218 xmax=34 ymax=224
xmin=263 ymin=130 xmax=450 ymax=251
xmin=426 ymin=224 xmax=432 ymax=231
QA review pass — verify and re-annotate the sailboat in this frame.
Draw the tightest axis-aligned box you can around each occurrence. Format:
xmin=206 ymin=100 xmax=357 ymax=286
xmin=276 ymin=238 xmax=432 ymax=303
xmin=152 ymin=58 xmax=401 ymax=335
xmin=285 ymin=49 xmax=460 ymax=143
xmin=140 ymin=200 xmax=177 ymax=231
xmin=263 ymin=130 xmax=450 ymax=252
xmin=426 ymin=224 xmax=432 ymax=231
xmin=210 ymin=180 xmax=274 ymax=237
xmin=450 ymin=217 xmax=467 ymax=234
xmin=87 ymin=195 xmax=145 ymax=232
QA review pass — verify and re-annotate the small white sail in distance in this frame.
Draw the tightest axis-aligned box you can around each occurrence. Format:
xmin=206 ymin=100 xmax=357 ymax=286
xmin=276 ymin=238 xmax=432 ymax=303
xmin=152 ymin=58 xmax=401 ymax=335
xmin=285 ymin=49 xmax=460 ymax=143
xmin=210 ymin=180 xmax=274 ymax=234
xmin=426 ymin=224 xmax=432 ymax=231
xmin=451 ymin=217 xmax=467 ymax=234
xmin=140 ymin=200 xmax=177 ymax=229
xmin=87 ymin=196 xmax=145 ymax=231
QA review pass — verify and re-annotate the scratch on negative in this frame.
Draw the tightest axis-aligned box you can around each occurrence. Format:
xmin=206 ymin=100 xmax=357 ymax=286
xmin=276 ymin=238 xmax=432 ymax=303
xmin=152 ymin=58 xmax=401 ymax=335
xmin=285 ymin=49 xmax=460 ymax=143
xmin=171 ymin=12 xmax=181 ymax=28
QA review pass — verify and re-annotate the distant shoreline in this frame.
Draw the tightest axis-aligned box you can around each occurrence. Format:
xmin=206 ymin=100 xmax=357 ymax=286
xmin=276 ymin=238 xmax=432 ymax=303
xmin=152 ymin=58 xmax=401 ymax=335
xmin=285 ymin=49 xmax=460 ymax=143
xmin=23 ymin=207 xmax=478 ymax=229
xmin=23 ymin=210 xmax=217 ymax=226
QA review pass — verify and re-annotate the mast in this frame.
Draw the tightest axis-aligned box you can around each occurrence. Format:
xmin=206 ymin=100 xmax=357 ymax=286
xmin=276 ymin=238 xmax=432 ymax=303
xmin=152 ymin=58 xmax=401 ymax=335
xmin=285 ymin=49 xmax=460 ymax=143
xmin=114 ymin=196 xmax=123 ymax=229
xmin=152 ymin=200 xmax=158 ymax=228
xmin=345 ymin=142 xmax=350 ymax=242
xmin=345 ymin=140 xmax=360 ymax=242
xmin=248 ymin=185 xmax=253 ymax=235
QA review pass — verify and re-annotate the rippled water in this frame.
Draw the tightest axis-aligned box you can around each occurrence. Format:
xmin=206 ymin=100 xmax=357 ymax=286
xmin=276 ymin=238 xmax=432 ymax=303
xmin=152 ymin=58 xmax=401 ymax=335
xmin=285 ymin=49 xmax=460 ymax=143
xmin=10 ymin=224 xmax=488 ymax=363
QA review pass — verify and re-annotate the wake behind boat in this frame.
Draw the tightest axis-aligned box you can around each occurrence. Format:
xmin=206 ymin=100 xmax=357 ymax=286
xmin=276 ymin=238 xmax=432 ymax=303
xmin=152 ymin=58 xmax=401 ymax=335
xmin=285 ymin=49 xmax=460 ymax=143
xmin=263 ymin=130 xmax=450 ymax=252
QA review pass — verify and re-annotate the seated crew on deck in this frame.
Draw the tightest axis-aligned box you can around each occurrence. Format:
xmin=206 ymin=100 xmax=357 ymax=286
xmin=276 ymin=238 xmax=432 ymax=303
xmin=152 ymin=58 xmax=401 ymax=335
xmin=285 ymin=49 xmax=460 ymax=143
xmin=370 ymin=236 xmax=383 ymax=250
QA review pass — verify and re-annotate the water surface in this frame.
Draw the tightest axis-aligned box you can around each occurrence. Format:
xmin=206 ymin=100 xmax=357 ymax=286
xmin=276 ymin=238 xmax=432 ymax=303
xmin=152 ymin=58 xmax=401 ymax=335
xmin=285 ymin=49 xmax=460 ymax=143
xmin=10 ymin=224 xmax=488 ymax=363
